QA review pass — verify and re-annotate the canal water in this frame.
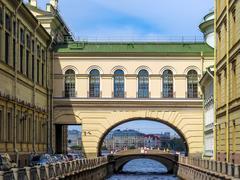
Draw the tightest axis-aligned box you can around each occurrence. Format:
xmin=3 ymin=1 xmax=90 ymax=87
xmin=107 ymin=159 xmax=179 ymax=180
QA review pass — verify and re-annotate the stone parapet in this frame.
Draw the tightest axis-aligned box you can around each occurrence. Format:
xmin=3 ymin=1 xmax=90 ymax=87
xmin=0 ymin=157 xmax=110 ymax=180
xmin=178 ymin=156 xmax=240 ymax=179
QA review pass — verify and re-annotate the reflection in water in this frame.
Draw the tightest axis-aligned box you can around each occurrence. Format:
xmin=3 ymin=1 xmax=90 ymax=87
xmin=107 ymin=159 xmax=179 ymax=180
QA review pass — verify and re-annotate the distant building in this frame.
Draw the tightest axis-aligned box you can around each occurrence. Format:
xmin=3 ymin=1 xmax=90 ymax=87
xmin=68 ymin=130 xmax=81 ymax=147
xmin=144 ymin=135 xmax=161 ymax=148
xmin=157 ymin=132 xmax=171 ymax=148
xmin=200 ymin=66 xmax=214 ymax=158
xmin=144 ymin=132 xmax=171 ymax=149
xmin=103 ymin=129 xmax=144 ymax=150
xmin=199 ymin=10 xmax=215 ymax=159
xmin=199 ymin=10 xmax=214 ymax=48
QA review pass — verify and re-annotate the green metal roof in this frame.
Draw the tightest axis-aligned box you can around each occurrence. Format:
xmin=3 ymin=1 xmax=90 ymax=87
xmin=55 ymin=42 xmax=214 ymax=56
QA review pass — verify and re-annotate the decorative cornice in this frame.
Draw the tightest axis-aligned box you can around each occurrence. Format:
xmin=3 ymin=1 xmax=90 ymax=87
xmin=53 ymin=98 xmax=203 ymax=109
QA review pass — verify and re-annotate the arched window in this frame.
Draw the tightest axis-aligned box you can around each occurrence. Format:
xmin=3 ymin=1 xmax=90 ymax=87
xmin=187 ymin=70 xmax=198 ymax=98
xmin=65 ymin=69 xmax=75 ymax=97
xmin=89 ymin=69 xmax=100 ymax=97
xmin=114 ymin=70 xmax=125 ymax=98
xmin=138 ymin=70 xmax=149 ymax=98
xmin=162 ymin=70 xmax=173 ymax=98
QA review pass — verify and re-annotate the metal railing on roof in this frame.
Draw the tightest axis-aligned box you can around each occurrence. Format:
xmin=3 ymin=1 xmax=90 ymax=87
xmin=63 ymin=35 xmax=205 ymax=43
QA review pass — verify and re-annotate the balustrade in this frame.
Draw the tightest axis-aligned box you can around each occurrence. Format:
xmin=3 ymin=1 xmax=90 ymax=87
xmin=178 ymin=156 xmax=240 ymax=179
xmin=0 ymin=157 xmax=108 ymax=180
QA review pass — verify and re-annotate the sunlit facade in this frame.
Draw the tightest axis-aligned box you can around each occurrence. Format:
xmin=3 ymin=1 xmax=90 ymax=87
xmin=200 ymin=66 xmax=214 ymax=158
xmin=0 ymin=0 xmax=219 ymax=160
xmin=53 ymin=42 xmax=214 ymax=156
xmin=199 ymin=11 xmax=215 ymax=159
xmin=0 ymin=0 xmax=72 ymax=166
xmin=0 ymin=0 xmax=51 ymax=166
xmin=215 ymin=0 xmax=240 ymax=163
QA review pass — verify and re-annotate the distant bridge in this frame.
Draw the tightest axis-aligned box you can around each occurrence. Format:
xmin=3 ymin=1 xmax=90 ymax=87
xmin=109 ymin=149 xmax=179 ymax=174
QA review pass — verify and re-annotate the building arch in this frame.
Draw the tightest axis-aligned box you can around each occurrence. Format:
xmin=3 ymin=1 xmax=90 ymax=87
xmin=159 ymin=66 xmax=177 ymax=75
xmin=62 ymin=65 xmax=79 ymax=74
xmin=111 ymin=65 xmax=128 ymax=75
xmin=54 ymin=114 xmax=82 ymax=124
xmin=97 ymin=117 xmax=189 ymax=156
xmin=135 ymin=65 xmax=152 ymax=75
xmin=183 ymin=66 xmax=201 ymax=75
xmin=86 ymin=65 xmax=104 ymax=75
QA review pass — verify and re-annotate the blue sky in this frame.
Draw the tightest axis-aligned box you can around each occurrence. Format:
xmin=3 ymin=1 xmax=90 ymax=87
xmin=111 ymin=120 xmax=178 ymax=136
xmin=28 ymin=0 xmax=213 ymax=134
xmin=68 ymin=120 xmax=178 ymax=137
xmin=27 ymin=0 xmax=213 ymax=40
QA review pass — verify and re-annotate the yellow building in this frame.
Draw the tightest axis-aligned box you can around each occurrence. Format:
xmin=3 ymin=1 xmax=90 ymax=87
xmin=0 ymin=0 xmax=218 ymax=163
xmin=0 ymin=0 xmax=71 ymax=166
xmin=53 ymin=42 xmax=213 ymax=157
xmin=0 ymin=0 xmax=52 ymax=166
xmin=215 ymin=0 xmax=240 ymax=163
xmin=26 ymin=0 xmax=72 ymax=43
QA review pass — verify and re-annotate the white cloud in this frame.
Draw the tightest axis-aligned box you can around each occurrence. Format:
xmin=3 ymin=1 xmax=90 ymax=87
xmin=26 ymin=0 xmax=214 ymax=39
xmin=90 ymin=0 xmax=213 ymax=33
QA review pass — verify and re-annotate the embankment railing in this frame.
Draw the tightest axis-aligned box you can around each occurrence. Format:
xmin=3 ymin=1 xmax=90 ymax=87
xmin=0 ymin=157 xmax=108 ymax=180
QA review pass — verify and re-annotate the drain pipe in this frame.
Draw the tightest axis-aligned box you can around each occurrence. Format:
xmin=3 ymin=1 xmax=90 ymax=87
xmin=14 ymin=0 xmax=23 ymax=166
xmin=33 ymin=22 xmax=41 ymax=154
xmin=46 ymin=37 xmax=54 ymax=154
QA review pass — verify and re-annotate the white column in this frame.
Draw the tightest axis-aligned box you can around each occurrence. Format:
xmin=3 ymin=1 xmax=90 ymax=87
xmin=50 ymin=0 xmax=58 ymax=9
xmin=29 ymin=0 xmax=37 ymax=7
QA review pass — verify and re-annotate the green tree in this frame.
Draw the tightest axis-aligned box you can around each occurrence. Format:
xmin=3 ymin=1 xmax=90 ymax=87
xmin=169 ymin=138 xmax=186 ymax=152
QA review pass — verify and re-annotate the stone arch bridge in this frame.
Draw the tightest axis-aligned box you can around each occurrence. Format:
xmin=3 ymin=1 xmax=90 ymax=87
xmin=109 ymin=149 xmax=179 ymax=174
xmin=53 ymin=99 xmax=203 ymax=157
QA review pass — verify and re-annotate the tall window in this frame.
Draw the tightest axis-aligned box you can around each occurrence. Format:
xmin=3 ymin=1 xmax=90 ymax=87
xmin=89 ymin=69 xmax=100 ymax=97
xmin=16 ymin=110 xmax=20 ymax=143
xmin=37 ymin=60 xmax=40 ymax=83
xmin=5 ymin=13 xmax=11 ymax=65
xmin=65 ymin=69 xmax=75 ymax=97
xmin=231 ymin=60 xmax=237 ymax=99
xmin=42 ymin=50 xmax=45 ymax=86
xmin=28 ymin=116 xmax=32 ymax=143
xmin=0 ymin=108 xmax=3 ymax=141
xmin=0 ymin=6 xmax=3 ymax=26
xmin=0 ymin=6 xmax=3 ymax=55
xmin=20 ymin=28 xmax=25 ymax=73
xmin=26 ymin=34 xmax=30 ymax=77
xmin=114 ymin=70 xmax=125 ymax=98
xmin=37 ymin=45 xmax=40 ymax=83
xmin=13 ymin=20 xmax=16 ymax=68
xmin=6 ymin=110 xmax=13 ymax=142
xmin=187 ymin=70 xmax=198 ymax=98
xmin=32 ymin=40 xmax=35 ymax=81
xmin=163 ymin=70 xmax=173 ymax=98
xmin=138 ymin=70 xmax=149 ymax=98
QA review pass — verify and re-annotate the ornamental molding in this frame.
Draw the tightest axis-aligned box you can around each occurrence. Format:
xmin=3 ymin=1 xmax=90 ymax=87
xmin=184 ymin=66 xmax=201 ymax=75
xmin=62 ymin=65 xmax=79 ymax=74
xmin=110 ymin=65 xmax=128 ymax=74
xmin=159 ymin=66 xmax=177 ymax=75
xmin=135 ymin=65 xmax=152 ymax=75
xmin=86 ymin=65 xmax=104 ymax=74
